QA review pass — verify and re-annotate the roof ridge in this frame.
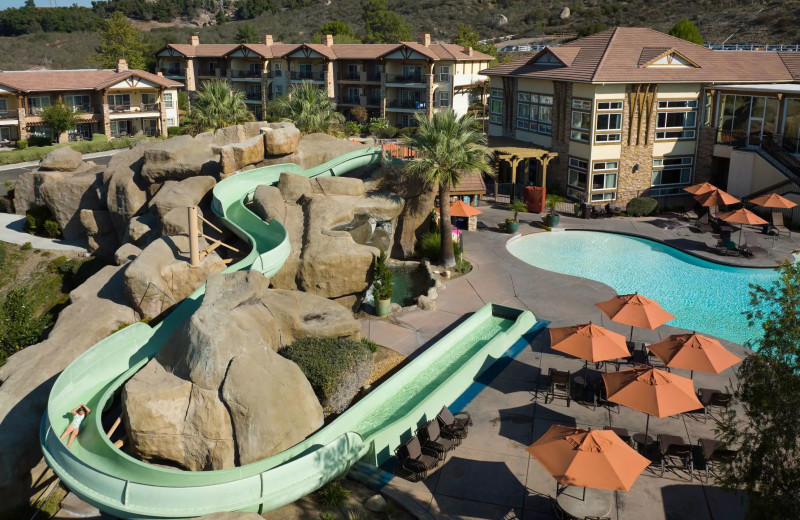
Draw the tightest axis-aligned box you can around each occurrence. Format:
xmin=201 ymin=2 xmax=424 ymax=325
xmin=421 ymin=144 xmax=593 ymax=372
xmin=592 ymin=26 xmax=619 ymax=82
xmin=641 ymin=26 xmax=710 ymax=51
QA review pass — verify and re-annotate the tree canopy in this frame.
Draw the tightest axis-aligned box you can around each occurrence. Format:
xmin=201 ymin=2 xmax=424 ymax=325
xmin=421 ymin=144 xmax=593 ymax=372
xmin=183 ymin=79 xmax=254 ymax=135
xmin=270 ymin=82 xmax=344 ymax=134
xmin=312 ymin=21 xmax=361 ymax=44
xmin=716 ymin=261 xmax=800 ymax=517
xmin=362 ymin=0 xmax=412 ymax=44
xmin=453 ymin=23 xmax=498 ymax=64
xmin=40 ymin=101 xmax=80 ymax=143
xmin=234 ymin=24 xmax=260 ymax=44
xmin=89 ymin=11 xmax=149 ymax=70
xmin=669 ymin=19 xmax=703 ymax=45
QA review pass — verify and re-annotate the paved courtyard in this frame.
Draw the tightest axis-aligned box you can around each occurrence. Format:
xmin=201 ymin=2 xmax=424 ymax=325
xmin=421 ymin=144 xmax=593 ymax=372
xmin=360 ymin=206 xmax=779 ymax=519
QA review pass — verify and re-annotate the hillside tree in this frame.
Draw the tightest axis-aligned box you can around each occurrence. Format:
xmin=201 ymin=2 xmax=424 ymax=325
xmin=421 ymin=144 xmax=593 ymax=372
xmin=89 ymin=12 xmax=149 ymax=70
xmin=312 ymin=21 xmax=361 ymax=43
xmin=453 ymin=24 xmax=498 ymax=63
xmin=716 ymin=261 xmax=800 ymax=517
xmin=669 ymin=19 xmax=703 ymax=45
xmin=362 ymin=0 xmax=412 ymax=44
xmin=40 ymin=101 xmax=79 ymax=143
xmin=234 ymin=24 xmax=259 ymax=44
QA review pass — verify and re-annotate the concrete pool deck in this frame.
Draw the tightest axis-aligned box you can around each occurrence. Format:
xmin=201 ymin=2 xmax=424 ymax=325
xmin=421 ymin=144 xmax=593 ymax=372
xmin=361 ymin=207 xmax=758 ymax=519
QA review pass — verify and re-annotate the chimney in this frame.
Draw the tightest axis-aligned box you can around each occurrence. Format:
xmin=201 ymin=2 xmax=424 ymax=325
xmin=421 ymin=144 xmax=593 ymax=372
xmin=189 ymin=35 xmax=200 ymax=46
xmin=264 ymin=34 xmax=273 ymax=46
xmin=466 ymin=46 xmax=473 ymax=56
xmin=325 ymin=34 xmax=334 ymax=47
xmin=156 ymin=71 xmax=163 ymax=77
xmin=422 ymin=33 xmax=431 ymax=47
xmin=116 ymin=59 xmax=128 ymax=72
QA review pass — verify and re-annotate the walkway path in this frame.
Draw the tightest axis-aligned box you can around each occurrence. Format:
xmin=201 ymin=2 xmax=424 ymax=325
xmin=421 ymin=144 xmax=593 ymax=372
xmin=364 ymin=207 xmax=753 ymax=519
xmin=0 ymin=214 xmax=88 ymax=253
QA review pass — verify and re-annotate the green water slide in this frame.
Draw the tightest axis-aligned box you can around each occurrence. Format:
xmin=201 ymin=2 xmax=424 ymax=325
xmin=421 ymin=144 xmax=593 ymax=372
xmin=40 ymin=147 xmax=537 ymax=519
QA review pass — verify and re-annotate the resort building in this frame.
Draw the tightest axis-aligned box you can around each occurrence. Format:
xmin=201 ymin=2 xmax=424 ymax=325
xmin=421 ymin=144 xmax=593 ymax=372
xmin=481 ymin=27 xmax=800 ymax=206
xmin=154 ymin=34 xmax=492 ymax=127
xmin=0 ymin=60 xmax=182 ymax=143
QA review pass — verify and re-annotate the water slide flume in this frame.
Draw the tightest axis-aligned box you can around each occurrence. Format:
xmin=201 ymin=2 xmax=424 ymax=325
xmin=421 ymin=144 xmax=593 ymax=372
xmin=40 ymin=148 xmax=536 ymax=518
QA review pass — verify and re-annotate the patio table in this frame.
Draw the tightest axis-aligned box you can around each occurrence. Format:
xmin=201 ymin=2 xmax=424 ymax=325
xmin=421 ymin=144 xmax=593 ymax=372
xmin=658 ymin=433 xmax=687 ymax=455
xmin=556 ymin=486 xmax=614 ymax=519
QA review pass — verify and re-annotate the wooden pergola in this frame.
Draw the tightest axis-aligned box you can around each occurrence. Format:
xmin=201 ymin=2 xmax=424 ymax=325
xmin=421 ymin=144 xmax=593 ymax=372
xmin=489 ymin=137 xmax=558 ymax=201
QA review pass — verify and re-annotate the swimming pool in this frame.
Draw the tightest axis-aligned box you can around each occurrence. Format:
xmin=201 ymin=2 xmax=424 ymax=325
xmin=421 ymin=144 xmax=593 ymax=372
xmin=506 ymin=231 xmax=784 ymax=346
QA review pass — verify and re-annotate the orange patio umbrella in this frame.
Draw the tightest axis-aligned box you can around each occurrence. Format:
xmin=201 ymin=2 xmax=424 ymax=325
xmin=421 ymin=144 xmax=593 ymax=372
xmin=749 ymin=192 xmax=797 ymax=209
xmin=683 ymin=182 xmax=717 ymax=195
xmin=527 ymin=425 xmax=650 ymax=492
xmin=596 ymin=293 xmax=675 ymax=341
xmin=647 ymin=332 xmax=743 ymax=379
xmin=694 ymin=188 xmax=740 ymax=208
xmin=602 ymin=367 xmax=702 ymax=440
xmin=549 ymin=323 xmax=630 ymax=364
xmin=719 ymin=208 xmax=769 ymax=246
xmin=448 ymin=200 xmax=483 ymax=218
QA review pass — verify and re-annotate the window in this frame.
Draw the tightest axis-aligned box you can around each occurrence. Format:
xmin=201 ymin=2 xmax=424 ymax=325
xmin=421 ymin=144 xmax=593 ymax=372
xmin=570 ymin=98 xmax=592 ymax=142
xmin=163 ymin=92 xmax=173 ymax=109
xmin=110 ymin=120 xmax=129 ymax=137
xmin=0 ymin=127 xmax=12 ymax=139
xmin=108 ymin=94 xmax=130 ymax=109
xmin=438 ymin=91 xmax=450 ymax=107
xmin=591 ymin=191 xmax=617 ymax=202
xmin=595 ymin=100 xmax=622 ymax=143
xmin=64 ymin=94 xmax=91 ymax=113
xmin=516 ymin=91 xmax=552 ymax=135
xmin=27 ymin=96 xmax=50 ymax=115
xmin=299 ymin=63 xmax=313 ymax=78
xmin=652 ymin=156 xmax=693 ymax=186
xmin=143 ymin=119 xmax=158 ymax=137
xmin=438 ymin=65 xmax=450 ymax=82
xmin=141 ymin=93 xmax=157 ymax=109
xmin=29 ymin=125 xmax=53 ymax=138
xmin=249 ymin=62 xmax=261 ymax=76
xmin=167 ymin=118 xmax=175 ymax=127
xmin=273 ymin=62 xmax=282 ymax=77
xmin=0 ymin=98 xmax=7 ymax=111
xmin=402 ymin=65 xmax=422 ymax=81
xmin=656 ymin=100 xmax=697 ymax=139
xmin=275 ymin=85 xmax=283 ymax=96
xmin=592 ymin=161 xmax=618 ymax=191
xmin=567 ymin=158 xmax=588 ymax=190
xmin=489 ymin=88 xmax=503 ymax=125
xmin=208 ymin=61 xmax=219 ymax=74
xmin=246 ymin=84 xmax=262 ymax=99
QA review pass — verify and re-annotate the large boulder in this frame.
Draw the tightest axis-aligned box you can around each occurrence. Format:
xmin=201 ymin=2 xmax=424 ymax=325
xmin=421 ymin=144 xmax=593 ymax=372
xmin=14 ymin=170 xmax=66 ymax=216
xmin=215 ymin=135 xmax=265 ymax=177
xmin=38 ymin=146 xmax=83 ymax=172
xmin=161 ymin=206 xmax=203 ymax=236
xmin=40 ymin=169 xmax=104 ymax=240
xmin=263 ymin=123 xmax=300 ymax=156
xmin=140 ymin=135 xmax=220 ymax=184
xmin=104 ymin=144 xmax=153 ymax=240
xmin=258 ymin=133 xmax=365 ymax=170
xmin=123 ymin=271 xmax=358 ymax=470
xmin=147 ymin=176 xmax=216 ymax=218
xmin=0 ymin=265 xmax=136 ymax=509
xmin=126 ymin=213 xmax=158 ymax=248
xmin=380 ymin=169 xmax=437 ymax=259
xmin=123 ymin=235 xmax=227 ymax=319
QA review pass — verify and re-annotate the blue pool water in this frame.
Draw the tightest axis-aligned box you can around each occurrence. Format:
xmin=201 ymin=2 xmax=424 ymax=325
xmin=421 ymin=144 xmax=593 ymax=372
xmin=506 ymin=231 xmax=786 ymax=346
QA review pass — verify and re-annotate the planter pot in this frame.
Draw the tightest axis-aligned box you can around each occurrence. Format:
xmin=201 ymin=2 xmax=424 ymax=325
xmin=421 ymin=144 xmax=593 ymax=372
xmin=506 ymin=221 xmax=519 ymax=233
xmin=375 ymin=298 xmax=391 ymax=317
xmin=543 ymin=214 xmax=560 ymax=228
xmin=573 ymin=203 xmax=580 ymax=217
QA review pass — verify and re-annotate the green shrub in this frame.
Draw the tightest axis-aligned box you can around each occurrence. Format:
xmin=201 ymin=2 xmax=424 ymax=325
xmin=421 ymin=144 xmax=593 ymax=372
xmin=397 ymin=126 xmax=417 ymax=138
xmin=372 ymin=248 xmax=393 ymax=301
xmin=24 ymin=206 xmax=56 ymax=236
xmin=343 ymin=120 xmax=360 ymax=137
xmin=456 ymin=258 xmax=472 ymax=274
xmin=626 ymin=197 xmax=659 ymax=217
xmin=28 ymin=135 xmax=52 ymax=147
xmin=360 ymin=336 xmax=379 ymax=353
xmin=20 ymin=242 xmax=32 ymax=251
xmin=0 ymin=288 xmax=51 ymax=365
xmin=46 ymin=255 xmax=69 ymax=273
xmin=16 ymin=140 xmax=27 ymax=149
xmin=43 ymin=219 xmax=61 ymax=238
xmin=375 ymin=126 xmax=398 ymax=139
xmin=167 ymin=126 xmax=187 ymax=137
xmin=0 ymin=196 xmax=14 ymax=214
xmin=418 ymin=231 xmax=460 ymax=263
xmin=279 ymin=337 xmax=373 ymax=414
xmin=318 ymin=480 xmax=350 ymax=509
xmin=91 ymin=133 xmax=107 ymax=142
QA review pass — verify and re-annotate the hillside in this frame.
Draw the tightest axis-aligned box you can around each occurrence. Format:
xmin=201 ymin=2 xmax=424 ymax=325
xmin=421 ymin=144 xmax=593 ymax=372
xmin=1 ymin=0 xmax=799 ymax=71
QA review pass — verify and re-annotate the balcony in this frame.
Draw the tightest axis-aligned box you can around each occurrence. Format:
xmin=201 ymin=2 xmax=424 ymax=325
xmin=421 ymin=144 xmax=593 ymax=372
xmin=229 ymin=69 xmax=263 ymax=79
xmin=109 ymin=103 xmax=160 ymax=114
xmin=341 ymin=72 xmax=361 ymax=81
xmin=198 ymin=68 xmax=225 ymax=78
xmin=290 ymin=71 xmax=326 ymax=82
xmin=340 ymin=95 xmax=360 ymax=104
xmin=69 ymin=104 xmax=94 ymax=114
xmin=158 ymin=67 xmax=186 ymax=77
xmin=0 ymin=110 xmax=17 ymax=119
xmin=245 ymin=92 xmax=262 ymax=101
xmin=388 ymin=100 xmax=427 ymax=110
xmin=266 ymin=70 xmax=283 ymax=79
xmin=387 ymin=74 xmax=428 ymax=84
xmin=366 ymin=97 xmax=381 ymax=106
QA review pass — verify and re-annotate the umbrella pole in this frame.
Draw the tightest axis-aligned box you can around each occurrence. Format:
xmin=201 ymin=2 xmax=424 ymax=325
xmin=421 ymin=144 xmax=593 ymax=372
xmin=739 ymin=224 xmax=743 ymax=247
xmin=691 ymin=369 xmax=694 ymax=380
xmin=630 ymin=325 xmax=634 ymax=343
xmin=645 ymin=414 xmax=651 ymax=443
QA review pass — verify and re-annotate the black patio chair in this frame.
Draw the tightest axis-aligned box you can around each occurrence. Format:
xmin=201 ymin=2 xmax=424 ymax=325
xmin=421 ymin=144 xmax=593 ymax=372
xmin=593 ymin=378 xmax=619 ymax=413
xmin=418 ymin=419 xmax=458 ymax=461
xmin=436 ymin=406 xmax=471 ymax=443
xmin=611 ymin=342 xmax=648 ymax=370
xmin=658 ymin=435 xmax=694 ymax=481
xmin=698 ymin=389 xmax=733 ymax=423
xmin=698 ymin=438 xmax=738 ymax=482
xmin=545 ymin=368 xmax=571 ymax=407
xmin=393 ymin=436 xmax=439 ymax=481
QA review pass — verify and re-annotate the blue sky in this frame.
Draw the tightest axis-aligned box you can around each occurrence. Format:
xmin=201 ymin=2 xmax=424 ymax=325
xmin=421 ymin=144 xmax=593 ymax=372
xmin=3 ymin=1 xmax=95 ymax=8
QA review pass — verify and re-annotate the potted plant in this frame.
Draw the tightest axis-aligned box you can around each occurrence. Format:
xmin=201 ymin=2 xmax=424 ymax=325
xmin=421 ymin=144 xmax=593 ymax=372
xmin=372 ymin=248 xmax=393 ymax=317
xmin=543 ymin=194 xmax=565 ymax=228
xmin=506 ymin=200 xmax=527 ymax=233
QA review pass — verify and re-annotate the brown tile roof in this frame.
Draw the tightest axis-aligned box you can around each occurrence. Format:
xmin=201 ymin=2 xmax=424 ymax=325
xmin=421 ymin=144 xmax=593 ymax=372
xmin=779 ymin=53 xmax=800 ymax=80
xmin=0 ymin=69 xmax=182 ymax=93
xmin=328 ymin=44 xmax=399 ymax=59
xmin=637 ymin=47 xmax=671 ymax=67
xmin=481 ymin=27 xmax=797 ymax=84
xmin=165 ymin=43 xmax=240 ymax=58
xmin=232 ymin=43 xmax=301 ymax=58
xmin=452 ymin=171 xmax=487 ymax=195
xmin=547 ymin=46 xmax=581 ymax=66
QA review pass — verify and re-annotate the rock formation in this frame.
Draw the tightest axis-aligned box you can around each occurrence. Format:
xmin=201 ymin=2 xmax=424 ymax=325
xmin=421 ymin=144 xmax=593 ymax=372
xmin=258 ymin=133 xmax=366 ymax=170
xmin=122 ymin=270 xmax=360 ymax=470
xmin=378 ymin=168 xmax=437 ymax=259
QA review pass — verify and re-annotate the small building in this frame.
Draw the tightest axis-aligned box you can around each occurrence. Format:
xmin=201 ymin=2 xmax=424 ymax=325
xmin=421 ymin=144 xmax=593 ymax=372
xmin=452 ymin=171 xmax=488 ymax=207
xmin=0 ymin=60 xmax=182 ymax=142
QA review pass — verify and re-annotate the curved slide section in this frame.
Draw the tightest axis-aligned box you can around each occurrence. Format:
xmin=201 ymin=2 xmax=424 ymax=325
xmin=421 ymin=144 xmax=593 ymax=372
xmin=40 ymin=146 xmax=536 ymax=519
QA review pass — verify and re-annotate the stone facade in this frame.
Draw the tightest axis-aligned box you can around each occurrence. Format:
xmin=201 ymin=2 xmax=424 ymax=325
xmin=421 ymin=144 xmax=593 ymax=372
xmin=550 ymin=81 xmax=573 ymax=194
xmin=616 ymin=84 xmax=659 ymax=204
xmin=694 ymin=125 xmax=716 ymax=184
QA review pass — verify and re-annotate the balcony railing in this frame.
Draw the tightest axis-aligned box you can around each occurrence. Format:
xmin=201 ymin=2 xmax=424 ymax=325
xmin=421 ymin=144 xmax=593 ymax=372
xmin=230 ymin=69 xmax=263 ymax=78
xmin=388 ymin=100 xmax=427 ymax=109
xmin=266 ymin=70 xmax=283 ymax=78
xmin=158 ymin=67 xmax=186 ymax=76
xmin=199 ymin=69 xmax=225 ymax=77
xmin=342 ymin=72 xmax=361 ymax=81
xmin=0 ymin=110 xmax=17 ymax=119
xmin=68 ymin=104 xmax=93 ymax=114
xmin=341 ymin=96 xmax=360 ymax=104
xmin=366 ymin=72 xmax=383 ymax=82
xmin=387 ymin=74 xmax=427 ymax=83
xmin=245 ymin=92 xmax=262 ymax=100
xmin=290 ymin=71 xmax=325 ymax=81
xmin=366 ymin=97 xmax=381 ymax=106
xmin=109 ymin=103 xmax=160 ymax=113
xmin=27 ymin=107 xmax=46 ymax=116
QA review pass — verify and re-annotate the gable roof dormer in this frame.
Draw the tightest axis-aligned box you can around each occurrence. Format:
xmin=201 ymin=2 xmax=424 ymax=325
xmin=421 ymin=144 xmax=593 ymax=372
xmin=639 ymin=47 xmax=700 ymax=69
xmin=528 ymin=46 xmax=580 ymax=67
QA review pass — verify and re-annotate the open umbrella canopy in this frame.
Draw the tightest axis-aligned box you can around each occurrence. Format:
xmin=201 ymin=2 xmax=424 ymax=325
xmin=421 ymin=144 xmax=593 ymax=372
xmin=695 ymin=188 xmax=740 ymax=207
xmin=436 ymin=200 xmax=483 ymax=218
xmin=596 ymin=293 xmax=675 ymax=331
xmin=549 ymin=323 xmax=630 ymax=363
xmin=718 ymin=208 xmax=769 ymax=226
xmin=749 ymin=193 xmax=798 ymax=209
xmin=602 ymin=367 xmax=701 ymax=418
xmin=526 ymin=425 xmax=650 ymax=492
xmin=646 ymin=333 xmax=743 ymax=374
xmin=684 ymin=182 xmax=717 ymax=195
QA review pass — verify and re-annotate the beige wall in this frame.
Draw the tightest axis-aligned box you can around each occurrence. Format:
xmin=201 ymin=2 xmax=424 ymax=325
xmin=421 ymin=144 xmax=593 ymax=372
xmin=727 ymin=149 xmax=787 ymax=198
xmin=0 ymin=95 xmax=18 ymax=111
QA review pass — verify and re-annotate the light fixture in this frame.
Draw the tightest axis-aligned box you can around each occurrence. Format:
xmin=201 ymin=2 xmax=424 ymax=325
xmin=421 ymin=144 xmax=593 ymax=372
xmin=633 ymin=163 xmax=640 ymax=173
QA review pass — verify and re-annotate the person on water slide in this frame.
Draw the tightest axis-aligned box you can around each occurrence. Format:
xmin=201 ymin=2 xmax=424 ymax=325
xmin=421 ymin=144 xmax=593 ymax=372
xmin=60 ymin=404 xmax=90 ymax=448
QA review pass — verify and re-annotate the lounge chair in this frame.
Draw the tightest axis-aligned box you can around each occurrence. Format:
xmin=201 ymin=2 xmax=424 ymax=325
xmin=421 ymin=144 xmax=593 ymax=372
xmin=718 ymin=240 xmax=740 ymax=256
xmin=436 ymin=406 xmax=471 ymax=442
xmin=698 ymin=388 xmax=732 ymax=423
xmin=695 ymin=211 xmax=713 ymax=233
xmin=418 ymin=419 xmax=458 ymax=461
xmin=393 ymin=436 xmax=440 ymax=481
xmin=593 ymin=378 xmax=619 ymax=413
xmin=698 ymin=438 xmax=738 ymax=482
xmin=611 ymin=342 xmax=647 ymax=370
xmin=772 ymin=211 xmax=791 ymax=237
xmin=545 ymin=368 xmax=571 ymax=407
xmin=658 ymin=434 xmax=694 ymax=481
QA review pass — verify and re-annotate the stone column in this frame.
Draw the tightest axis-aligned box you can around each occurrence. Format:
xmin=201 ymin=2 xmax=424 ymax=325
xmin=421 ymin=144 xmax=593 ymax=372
xmin=17 ymin=94 xmax=27 ymax=140
xmin=185 ymin=58 xmax=196 ymax=92
xmin=159 ymin=88 xmax=169 ymax=136
xmin=426 ymin=62 xmax=435 ymax=119
xmin=380 ymin=70 xmax=387 ymax=119
xmin=101 ymin=91 xmax=111 ymax=139
xmin=326 ymin=60 xmax=335 ymax=100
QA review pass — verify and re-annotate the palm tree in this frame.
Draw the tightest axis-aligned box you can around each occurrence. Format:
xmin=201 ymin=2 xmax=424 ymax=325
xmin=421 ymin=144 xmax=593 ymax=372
xmin=271 ymin=82 xmax=344 ymax=134
xmin=183 ymin=79 xmax=254 ymax=135
xmin=402 ymin=111 xmax=493 ymax=268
